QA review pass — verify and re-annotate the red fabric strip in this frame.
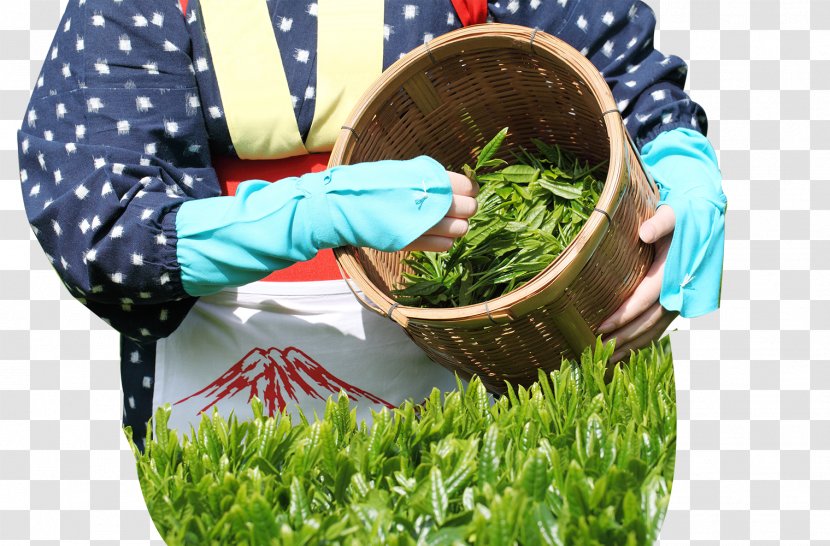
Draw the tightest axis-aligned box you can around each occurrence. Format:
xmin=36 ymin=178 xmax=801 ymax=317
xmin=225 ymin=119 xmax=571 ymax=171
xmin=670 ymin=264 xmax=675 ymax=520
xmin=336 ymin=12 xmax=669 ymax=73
xmin=212 ymin=153 xmax=343 ymax=283
xmin=450 ymin=0 xmax=488 ymax=27
xmin=179 ymin=0 xmax=188 ymax=14
xmin=212 ymin=153 xmax=331 ymax=197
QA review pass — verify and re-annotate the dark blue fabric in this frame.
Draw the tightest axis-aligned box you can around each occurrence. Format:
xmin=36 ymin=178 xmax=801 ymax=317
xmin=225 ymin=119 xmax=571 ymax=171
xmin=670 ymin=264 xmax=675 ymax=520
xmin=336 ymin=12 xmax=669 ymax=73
xmin=17 ymin=0 xmax=706 ymax=449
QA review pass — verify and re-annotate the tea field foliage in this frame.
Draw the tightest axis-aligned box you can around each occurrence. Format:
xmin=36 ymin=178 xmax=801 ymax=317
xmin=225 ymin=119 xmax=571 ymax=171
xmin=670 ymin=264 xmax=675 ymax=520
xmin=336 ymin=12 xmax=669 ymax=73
xmin=128 ymin=337 xmax=676 ymax=546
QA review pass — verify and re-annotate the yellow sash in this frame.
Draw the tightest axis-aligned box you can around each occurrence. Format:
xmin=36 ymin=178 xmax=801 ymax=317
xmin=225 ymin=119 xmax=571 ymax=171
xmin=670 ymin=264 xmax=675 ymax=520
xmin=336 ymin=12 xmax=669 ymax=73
xmin=200 ymin=0 xmax=384 ymax=160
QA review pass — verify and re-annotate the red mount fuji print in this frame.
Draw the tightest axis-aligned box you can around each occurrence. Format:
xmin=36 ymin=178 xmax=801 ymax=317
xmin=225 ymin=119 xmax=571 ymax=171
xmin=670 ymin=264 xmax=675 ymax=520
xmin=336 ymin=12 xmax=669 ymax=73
xmin=174 ymin=346 xmax=393 ymax=417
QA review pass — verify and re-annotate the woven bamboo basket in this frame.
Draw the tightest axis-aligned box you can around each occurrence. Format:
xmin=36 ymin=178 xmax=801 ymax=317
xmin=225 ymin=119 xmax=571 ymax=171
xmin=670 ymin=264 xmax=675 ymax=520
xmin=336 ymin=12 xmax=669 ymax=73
xmin=330 ymin=24 xmax=664 ymax=392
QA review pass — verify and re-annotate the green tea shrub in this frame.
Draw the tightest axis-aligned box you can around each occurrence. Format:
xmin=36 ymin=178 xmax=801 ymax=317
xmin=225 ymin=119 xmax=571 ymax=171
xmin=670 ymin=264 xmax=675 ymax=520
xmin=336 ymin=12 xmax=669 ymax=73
xmin=129 ymin=338 xmax=675 ymax=546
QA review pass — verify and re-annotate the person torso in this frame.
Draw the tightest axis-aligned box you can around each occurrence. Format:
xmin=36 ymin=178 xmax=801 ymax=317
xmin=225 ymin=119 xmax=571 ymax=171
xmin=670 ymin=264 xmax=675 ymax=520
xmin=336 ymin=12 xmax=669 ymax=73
xmin=149 ymin=0 xmax=479 ymax=435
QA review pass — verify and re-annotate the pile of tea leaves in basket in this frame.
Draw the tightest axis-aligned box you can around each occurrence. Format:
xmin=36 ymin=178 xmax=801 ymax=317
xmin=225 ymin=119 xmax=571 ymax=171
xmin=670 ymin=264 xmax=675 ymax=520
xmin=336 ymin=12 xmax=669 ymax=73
xmin=395 ymin=128 xmax=606 ymax=308
xmin=129 ymin=338 xmax=675 ymax=546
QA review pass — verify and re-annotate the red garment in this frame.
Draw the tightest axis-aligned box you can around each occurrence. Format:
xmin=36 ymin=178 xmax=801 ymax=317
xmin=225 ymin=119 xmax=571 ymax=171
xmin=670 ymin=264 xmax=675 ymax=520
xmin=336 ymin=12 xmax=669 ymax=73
xmin=449 ymin=0 xmax=488 ymax=26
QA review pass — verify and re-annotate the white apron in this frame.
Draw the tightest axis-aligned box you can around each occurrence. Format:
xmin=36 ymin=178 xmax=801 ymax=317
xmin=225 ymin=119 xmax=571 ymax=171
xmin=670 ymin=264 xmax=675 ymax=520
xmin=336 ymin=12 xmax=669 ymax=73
xmin=153 ymin=1 xmax=457 ymax=435
xmin=154 ymin=280 xmax=458 ymax=434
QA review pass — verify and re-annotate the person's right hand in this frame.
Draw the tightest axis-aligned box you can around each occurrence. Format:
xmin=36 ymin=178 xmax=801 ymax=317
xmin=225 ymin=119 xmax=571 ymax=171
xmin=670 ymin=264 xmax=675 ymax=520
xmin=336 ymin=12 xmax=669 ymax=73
xmin=404 ymin=171 xmax=479 ymax=252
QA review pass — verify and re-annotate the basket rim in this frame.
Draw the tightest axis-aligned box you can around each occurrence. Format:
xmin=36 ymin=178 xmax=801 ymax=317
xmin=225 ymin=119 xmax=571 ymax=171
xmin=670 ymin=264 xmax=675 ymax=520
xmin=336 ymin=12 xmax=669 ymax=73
xmin=330 ymin=24 xmax=634 ymax=327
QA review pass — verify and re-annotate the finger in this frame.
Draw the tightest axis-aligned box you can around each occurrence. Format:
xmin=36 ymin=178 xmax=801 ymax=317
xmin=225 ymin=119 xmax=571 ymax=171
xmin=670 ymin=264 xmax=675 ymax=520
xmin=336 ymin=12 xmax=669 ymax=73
xmin=604 ymin=300 xmax=665 ymax=347
xmin=447 ymin=171 xmax=479 ymax=197
xmin=424 ymin=217 xmax=469 ymax=238
xmin=403 ymin=235 xmax=455 ymax=252
xmin=447 ymin=194 xmax=478 ymax=219
xmin=639 ymin=204 xmax=676 ymax=244
xmin=597 ymin=238 xmax=668 ymax=333
xmin=610 ymin=309 xmax=678 ymax=364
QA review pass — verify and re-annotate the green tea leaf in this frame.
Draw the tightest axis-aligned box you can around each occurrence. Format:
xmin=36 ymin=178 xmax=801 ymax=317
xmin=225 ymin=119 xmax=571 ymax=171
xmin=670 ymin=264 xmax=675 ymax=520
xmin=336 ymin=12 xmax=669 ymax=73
xmin=430 ymin=467 xmax=449 ymax=525
xmin=501 ymin=165 xmax=540 ymax=183
xmin=475 ymin=127 xmax=509 ymax=170
xmin=538 ymin=179 xmax=583 ymax=200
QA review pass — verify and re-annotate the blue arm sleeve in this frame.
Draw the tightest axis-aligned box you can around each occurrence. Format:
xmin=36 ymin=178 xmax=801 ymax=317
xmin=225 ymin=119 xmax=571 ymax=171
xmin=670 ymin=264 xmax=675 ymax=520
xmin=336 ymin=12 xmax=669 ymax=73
xmin=176 ymin=156 xmax=452 ymax=296
xmin=641 ymin=128 xmax=727 ymax=318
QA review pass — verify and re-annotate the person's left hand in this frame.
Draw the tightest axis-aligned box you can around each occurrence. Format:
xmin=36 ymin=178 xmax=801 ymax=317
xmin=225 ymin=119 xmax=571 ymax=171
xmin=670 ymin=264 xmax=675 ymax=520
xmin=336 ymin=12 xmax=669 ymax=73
xmin=597 ymin=205 xmax=679 ymax=362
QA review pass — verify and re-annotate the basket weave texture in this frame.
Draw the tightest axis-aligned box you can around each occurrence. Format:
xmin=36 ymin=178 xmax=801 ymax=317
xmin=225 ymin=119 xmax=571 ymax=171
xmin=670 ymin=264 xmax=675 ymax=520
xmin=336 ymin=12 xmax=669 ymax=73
xmin=331 ymin=25 xmax=661 ymax=392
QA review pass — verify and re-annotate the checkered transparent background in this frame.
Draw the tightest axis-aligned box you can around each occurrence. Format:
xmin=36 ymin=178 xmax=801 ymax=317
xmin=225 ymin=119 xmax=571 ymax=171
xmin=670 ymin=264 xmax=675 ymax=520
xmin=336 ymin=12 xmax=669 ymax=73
xmin=1 ymin=0 xmax=829 ymax=543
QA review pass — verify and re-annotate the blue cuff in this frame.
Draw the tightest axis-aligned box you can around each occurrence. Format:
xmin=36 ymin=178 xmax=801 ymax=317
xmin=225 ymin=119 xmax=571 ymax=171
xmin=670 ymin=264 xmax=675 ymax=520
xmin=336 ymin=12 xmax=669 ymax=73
xmin=176 ymin=156 xmax=452 ymax=297
xmin=641 ymin=128 xmax=727 ymax=318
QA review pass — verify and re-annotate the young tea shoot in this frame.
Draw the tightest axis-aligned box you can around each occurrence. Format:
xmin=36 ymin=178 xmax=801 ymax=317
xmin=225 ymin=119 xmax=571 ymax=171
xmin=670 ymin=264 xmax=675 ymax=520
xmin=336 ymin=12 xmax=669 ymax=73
xmin=395 ymin=128 xmax=606 ymax=308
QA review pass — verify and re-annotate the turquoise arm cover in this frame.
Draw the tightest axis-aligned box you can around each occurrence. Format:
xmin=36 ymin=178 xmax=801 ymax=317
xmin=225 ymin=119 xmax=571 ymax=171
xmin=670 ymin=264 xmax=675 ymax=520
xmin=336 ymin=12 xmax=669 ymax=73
xmin=640 ymin=128 xmax=727 ymax=318
xmin=176 ymin=156 xmax=452 ymax=297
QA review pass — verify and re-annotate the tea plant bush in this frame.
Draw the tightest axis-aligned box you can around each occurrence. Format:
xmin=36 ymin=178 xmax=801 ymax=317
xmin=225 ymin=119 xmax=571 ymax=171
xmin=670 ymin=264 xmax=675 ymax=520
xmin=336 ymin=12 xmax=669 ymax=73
xmin=129 ymin=338 xmax=675 ymax=546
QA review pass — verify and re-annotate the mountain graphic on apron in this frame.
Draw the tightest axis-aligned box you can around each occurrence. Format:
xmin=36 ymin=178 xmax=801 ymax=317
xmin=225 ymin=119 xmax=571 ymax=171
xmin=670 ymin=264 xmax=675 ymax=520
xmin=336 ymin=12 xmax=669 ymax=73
xmin=173 ymin=346 xmax=394 ymax=418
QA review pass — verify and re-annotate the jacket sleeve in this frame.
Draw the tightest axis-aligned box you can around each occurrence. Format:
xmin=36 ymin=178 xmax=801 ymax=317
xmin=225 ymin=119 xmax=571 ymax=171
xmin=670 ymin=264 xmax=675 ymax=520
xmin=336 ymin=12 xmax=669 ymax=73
xmin=18 ymin=0 xmax=219 ymax=342
xmin=489 ymin=0 xmax=708 ymax=149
